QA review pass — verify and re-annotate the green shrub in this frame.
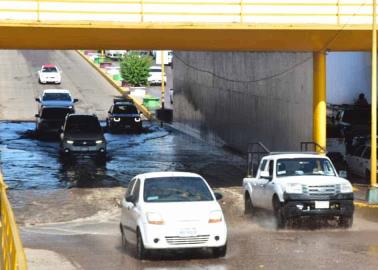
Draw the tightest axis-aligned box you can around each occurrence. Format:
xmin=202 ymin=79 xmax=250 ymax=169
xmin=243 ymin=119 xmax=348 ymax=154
xmin=120 ymin=52 xmax=153 ymax=86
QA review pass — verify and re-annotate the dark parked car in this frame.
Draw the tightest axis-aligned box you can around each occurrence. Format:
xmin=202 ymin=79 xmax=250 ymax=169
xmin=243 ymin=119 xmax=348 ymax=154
xmin=106 ymin=99 xmax=142 ymax=132
xmin=60 ymin=114 xmax=106 ymax=161
xmin=35 ymin=107 xmax=74 ymax=135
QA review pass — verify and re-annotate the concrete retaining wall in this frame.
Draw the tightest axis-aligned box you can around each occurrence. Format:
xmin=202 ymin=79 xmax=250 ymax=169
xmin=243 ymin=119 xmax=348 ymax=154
xmin=172 ymin=51 xmax=313 ymax=152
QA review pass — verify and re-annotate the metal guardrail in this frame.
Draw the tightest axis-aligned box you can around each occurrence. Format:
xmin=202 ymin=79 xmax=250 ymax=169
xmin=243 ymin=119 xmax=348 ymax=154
xmin=0 ymin=174 xmax=28 ymax=270
xmin=0 ymin=0 xmax=375 ymax=26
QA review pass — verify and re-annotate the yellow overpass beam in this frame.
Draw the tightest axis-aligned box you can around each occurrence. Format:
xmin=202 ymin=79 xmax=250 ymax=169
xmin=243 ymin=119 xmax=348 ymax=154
xmin=0 ymin=22 xmax=377 ymax=51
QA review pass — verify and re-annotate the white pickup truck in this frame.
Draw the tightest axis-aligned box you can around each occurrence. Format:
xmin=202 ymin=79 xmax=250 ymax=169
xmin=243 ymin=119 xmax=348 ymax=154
xmin=243 ymin=152 xmax=354 ymax=228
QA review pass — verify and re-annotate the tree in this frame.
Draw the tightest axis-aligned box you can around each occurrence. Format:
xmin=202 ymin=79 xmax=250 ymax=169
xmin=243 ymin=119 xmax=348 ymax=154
xmin=120 ymin=52 xmax=153 ymax=86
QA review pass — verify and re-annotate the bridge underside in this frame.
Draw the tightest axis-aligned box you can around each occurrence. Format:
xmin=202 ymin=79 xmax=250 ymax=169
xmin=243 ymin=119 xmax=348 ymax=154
xmin=0 ymin=22 xmax=374 ymax=51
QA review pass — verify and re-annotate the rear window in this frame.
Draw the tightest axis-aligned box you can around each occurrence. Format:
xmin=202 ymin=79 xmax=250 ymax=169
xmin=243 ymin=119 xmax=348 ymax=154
xmin=43 ymin=93 xmax=71 ymax=101
xmin=143 ymin=177 xmax=214 ymax=203
xmin=113 ymin=105 xmax=138 ymax=114
xmin=42 ymin=67 xmax=58 ymax=73
xmin=65 ymin=116 xmax=102 ymax=134
xmin=41 ymin=108 xmax=72 ymax=119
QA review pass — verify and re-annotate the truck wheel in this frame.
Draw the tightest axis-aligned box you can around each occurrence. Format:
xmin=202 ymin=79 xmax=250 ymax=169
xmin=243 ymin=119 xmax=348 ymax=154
xmin=136 ymin=229 xmax=147 ymax=260
xmin=273 ymin=197 xmax=286 ymax=229
xmin=339 ymin=216 xmax=353 ymax=228
xmin=212 ymin=243 xmax=227 ymax=258
xmin=244 ymin=193 xmax=254 ymax=216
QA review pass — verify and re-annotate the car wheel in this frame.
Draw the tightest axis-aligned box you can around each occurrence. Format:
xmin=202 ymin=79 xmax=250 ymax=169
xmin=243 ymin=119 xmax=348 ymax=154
xmin=244 ymin=193 xmax=254 ymax=216
xmin=212 ymin=243 xmax=227 ymax=258
xmin=339 ymin=216 xmax=353 ymax=228
xmin=273 ymin=197 xmax=286 ymax=229
xmin=120 ymin=223 xmax=127 ymax=249
xmin=136 ymin=229 xmax=147 ymax=260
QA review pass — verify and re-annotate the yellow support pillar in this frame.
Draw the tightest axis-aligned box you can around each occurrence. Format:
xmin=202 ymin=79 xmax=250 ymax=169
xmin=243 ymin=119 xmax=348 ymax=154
xmin=368 ymin=0 xmax=378 ymax=203
xmin=313 ymin=51 xmax=327 ymax=153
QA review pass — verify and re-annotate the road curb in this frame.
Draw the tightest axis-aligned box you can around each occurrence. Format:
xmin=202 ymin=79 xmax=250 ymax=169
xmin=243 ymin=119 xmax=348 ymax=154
xmin=76 ymin=50 xmax=153 ymax=120
xmin=354 ymin=201 xmax=378 ymax=208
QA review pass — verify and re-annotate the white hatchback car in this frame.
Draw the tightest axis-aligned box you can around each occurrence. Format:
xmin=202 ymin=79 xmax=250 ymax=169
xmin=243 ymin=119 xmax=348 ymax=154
xmin=38 ymin=64 xmax=61 ymax=84
xmin=148 ymin=66 xmax=167 ymax=85
xmin=120 ymin=172 xmax=227 ymax=259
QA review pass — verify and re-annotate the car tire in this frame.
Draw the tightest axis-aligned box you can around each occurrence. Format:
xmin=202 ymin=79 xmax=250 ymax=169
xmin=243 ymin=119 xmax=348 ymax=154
xmin=120 ymin=223 xmax=127 ymax=249
xmin=136 ymin=229 xmax=147 ymax=260
xmin=273 ymin=197 xmax=286 ymax=229
xmin=244 ymin=193 xmax=254 ymax=216
xmin=339 ymin=216 xmax=353 ymax=228
xmin=212 ymin=243 xmax=227 ymax=258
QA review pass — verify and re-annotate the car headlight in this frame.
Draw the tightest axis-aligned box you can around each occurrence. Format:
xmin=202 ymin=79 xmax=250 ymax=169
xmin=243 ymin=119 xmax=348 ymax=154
xmin=134 ymin=117 xmax=141 ymax=122
xmin=96 ymin=140 xmax=103 ymax=144
xmin=340 ymin=183 xmax=353 ymax=193
xmin=146 ymin=212 xmax=164 ymax=225
xmin=285 ymin=183 xmax=303 ymax=194
xmin=208 ymin=210 xmax=223 ymax=223
xmin=66 ymin=140 xmax=74 ymax=144
xmin=113 ymin=117 xmax=121 ymax=122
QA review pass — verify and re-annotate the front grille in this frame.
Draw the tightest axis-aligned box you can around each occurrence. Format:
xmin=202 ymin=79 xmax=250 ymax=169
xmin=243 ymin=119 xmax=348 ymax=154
xmin=303 ymin=185 xmax=338 ymax=195
xmin=73 ymin=140 xmax=96 ymax=146
xmin=165 ymin=235 xmax=210 ymax=245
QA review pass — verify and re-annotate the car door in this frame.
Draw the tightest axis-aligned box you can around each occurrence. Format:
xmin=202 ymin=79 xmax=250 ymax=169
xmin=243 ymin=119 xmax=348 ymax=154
xmin=253 ymin=159 xmax=271 ymax=208
xmin=347 ymin=145 xmax=365 ymax=176
xmin=359 ymin=146 xmax=370 ymax=177
xmin=123 ymin=178 xmax=142 ymax=244
xmin=262 ymin=160 xmax=276 ymax=209
xmin=122 ymin=179 xmax=136 ymax=241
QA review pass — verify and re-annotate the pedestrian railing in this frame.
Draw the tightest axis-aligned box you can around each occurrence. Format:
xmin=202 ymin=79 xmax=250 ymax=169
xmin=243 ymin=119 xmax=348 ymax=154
xmin=0 ymin=174 xmax=28 ymax=270
xmin=0 ymin=0 xmax=374 ymax=27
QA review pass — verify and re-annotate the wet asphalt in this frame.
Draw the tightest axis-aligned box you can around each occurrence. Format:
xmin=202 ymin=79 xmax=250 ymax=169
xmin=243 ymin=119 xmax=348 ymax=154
xmin=0 ymin=121 xmax=245 ymax=190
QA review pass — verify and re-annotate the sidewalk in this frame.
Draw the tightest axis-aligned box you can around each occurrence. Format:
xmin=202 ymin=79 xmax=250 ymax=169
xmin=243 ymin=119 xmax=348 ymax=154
xmin=353 ymin=184 xmax=378 ymax=208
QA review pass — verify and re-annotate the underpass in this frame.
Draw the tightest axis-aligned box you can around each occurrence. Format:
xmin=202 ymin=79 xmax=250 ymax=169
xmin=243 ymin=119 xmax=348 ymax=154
xmin=1 ymin=1 xmax=378 ymax=269
xmin=0 ymin=49 xmax=377 ymax=269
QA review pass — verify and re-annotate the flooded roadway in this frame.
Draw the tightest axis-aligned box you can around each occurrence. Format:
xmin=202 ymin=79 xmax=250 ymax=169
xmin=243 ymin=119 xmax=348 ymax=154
xmin=2 ymin=121 xmax=378 ymax=270
xmin=0 ymin=121 xmax=245 ymax=190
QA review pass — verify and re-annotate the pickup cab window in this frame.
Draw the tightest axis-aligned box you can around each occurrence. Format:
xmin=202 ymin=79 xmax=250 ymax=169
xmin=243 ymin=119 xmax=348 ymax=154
xmin=276 ymin=158 xmax=336 ymax=177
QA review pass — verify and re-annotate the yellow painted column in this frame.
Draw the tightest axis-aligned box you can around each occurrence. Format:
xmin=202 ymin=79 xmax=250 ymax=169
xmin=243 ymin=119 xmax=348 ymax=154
xmin=313 ymin=51 xmax=326 ymax=153
xmin=371 ymin=0 xmax=377 ymax=187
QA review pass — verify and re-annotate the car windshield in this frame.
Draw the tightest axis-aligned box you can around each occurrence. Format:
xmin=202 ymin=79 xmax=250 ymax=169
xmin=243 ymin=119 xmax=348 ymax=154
xmin=113 ymin=105 xmax=138 ymax=114
xmin=41 ymin=108 xmax=72 ymax=119
xmin=150 ymin=68 xmax=161 ymax=73
xmin=276 ymin=158 xmax=336 ymax=177
xmin=43 ymin=93 xmax=71 ymax=101
xmin=42 ymin=67 xmax=58 ymax=73
xmin=143 ymin=177 xmax=214 ymax=203
xmin=65 ymin=116 xmax=102 ymax=134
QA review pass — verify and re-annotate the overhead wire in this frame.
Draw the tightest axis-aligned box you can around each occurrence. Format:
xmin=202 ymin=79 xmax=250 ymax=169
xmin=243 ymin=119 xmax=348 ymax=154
xmin=172 ymin=1 xmax=369 ymax=84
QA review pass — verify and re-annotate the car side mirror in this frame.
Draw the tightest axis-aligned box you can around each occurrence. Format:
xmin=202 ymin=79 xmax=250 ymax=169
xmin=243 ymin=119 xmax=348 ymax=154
xmin=214 ymin=192 xmax=223 ymax=201
xmin=58 ymin=127 xmax=63 ymax=133
xmin=339 ymin=170 xmax=347 ymax=178
xmin=35 ymin=98 xmax=40 ymax=102
xmin=35 ymin=114 xmax=39 ymax=118
xmin=126 ymin=195 xmax=136 ymax=204
xmin=73 ymin=98 xmax=79 ymax=103
xmin=260 ymin=171 xmax=271 ymax=179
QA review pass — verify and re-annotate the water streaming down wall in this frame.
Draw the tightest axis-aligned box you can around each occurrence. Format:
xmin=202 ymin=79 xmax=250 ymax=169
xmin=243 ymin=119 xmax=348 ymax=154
xmin=172 ymin=51 xmax=313 ymax=152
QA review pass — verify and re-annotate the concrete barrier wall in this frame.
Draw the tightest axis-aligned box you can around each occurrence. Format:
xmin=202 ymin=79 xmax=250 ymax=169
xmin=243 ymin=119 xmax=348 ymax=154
xmin=173 ymin=51 xmax=313 ymax=152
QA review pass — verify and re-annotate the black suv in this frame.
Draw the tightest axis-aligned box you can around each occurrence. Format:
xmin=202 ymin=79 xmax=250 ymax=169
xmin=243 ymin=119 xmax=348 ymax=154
xmin=35 ymin=107 xmax=74 ymax=135
xmin=106 ymin=98 xmax=142 ymax=132
xmin=60 ymin=114 xmax=106 ymax=161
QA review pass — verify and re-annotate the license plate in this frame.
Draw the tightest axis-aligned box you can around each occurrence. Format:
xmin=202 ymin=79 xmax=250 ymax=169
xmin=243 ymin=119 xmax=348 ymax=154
xmin=178 ymin=227 xmax=197 ymax=237
xmin=315 ymin=201 xmax=329 ymax=209
xmin=80 ymin=147 xmax=89 ymax=151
